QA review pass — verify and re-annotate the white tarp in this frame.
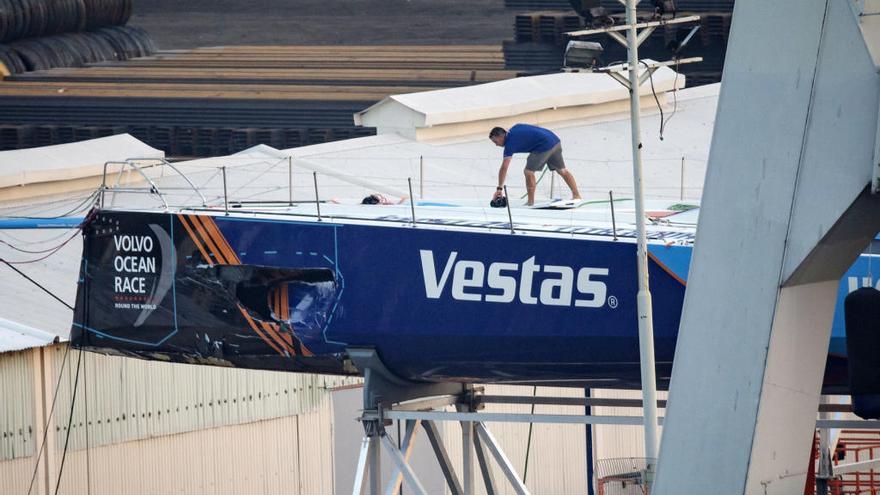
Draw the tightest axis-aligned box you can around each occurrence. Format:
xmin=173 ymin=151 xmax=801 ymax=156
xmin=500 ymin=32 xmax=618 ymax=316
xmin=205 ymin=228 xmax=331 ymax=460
xmin=0 ymin=228 xmax=81 ymax=351
xmin=355 ymin=65 xmax=683 ymax=128
xmin=0 ymin=134 xmax=163 ymax=189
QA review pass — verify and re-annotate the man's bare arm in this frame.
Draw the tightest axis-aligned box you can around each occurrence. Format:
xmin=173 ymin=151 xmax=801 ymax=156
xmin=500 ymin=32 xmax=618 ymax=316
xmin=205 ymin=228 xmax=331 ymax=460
xmin=497 ymin=156 xmax=512 ymax=189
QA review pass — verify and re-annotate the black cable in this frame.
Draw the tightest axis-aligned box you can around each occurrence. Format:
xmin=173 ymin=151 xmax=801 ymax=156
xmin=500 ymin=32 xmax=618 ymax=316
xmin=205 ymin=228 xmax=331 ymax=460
xmin=54 ymin=346 xmax=84 ymax=495
xmin=0 ymin=259 xmax=74 ymax=310
xmin=26 ymin=343 xmax=72 ymax=495
xmin=83 ymin=349 xmax=92 ymax=495
xmin=1 ymin=228 xmax=81 ymax=265
xmin=522 ymin=385 xmax=538 ymax=483
xmin=640 ymin=60 xmax=666 ymax=140
xmin=663 ymin=58 xmax=681 ymax=131
xmin=0 ymin=190 xmax=98 ymax=220
xmin=0 ymin=237 xmax=76 ymax=255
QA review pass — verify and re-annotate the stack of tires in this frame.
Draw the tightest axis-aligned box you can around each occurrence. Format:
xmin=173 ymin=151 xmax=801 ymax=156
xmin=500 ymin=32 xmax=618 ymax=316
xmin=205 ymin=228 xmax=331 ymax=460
xmin=0 ymin=0 xmax=154 ymax=75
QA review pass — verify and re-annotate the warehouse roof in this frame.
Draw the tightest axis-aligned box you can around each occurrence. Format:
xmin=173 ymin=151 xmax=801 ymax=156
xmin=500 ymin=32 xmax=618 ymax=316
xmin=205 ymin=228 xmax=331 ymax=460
xmin=354 ymin=66 xmax=684 ymax=139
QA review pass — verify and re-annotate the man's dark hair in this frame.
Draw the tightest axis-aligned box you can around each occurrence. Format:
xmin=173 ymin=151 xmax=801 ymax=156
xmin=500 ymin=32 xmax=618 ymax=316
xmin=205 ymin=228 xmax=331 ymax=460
xmin=489 ymin=127 xmax=507 ymax=139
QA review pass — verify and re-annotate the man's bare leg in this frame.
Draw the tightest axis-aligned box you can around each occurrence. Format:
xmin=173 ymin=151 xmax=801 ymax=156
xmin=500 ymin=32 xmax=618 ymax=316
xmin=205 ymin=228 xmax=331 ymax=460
xmin=557 ymin=169 xmax=582 ymax=200
xmin=524 ymin=169 xmax=537 ymax=205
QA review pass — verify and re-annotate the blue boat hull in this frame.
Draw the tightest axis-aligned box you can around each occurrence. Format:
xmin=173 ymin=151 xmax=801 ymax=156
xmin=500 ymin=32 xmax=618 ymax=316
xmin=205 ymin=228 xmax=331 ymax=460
xmin=71 ymin=211 xmax=867 ymax=391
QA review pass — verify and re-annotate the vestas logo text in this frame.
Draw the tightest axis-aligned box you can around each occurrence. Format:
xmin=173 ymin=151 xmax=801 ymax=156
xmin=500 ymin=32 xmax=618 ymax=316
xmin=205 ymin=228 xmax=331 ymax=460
xmin=419 ymin=250 xmax=609 ymax=307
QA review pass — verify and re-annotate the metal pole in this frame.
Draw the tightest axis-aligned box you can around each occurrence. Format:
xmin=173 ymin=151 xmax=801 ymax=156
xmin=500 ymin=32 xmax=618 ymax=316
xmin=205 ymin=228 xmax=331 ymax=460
xmin=609 ymin=191 xmax=618 ymax=241
xmin=353 ymin=436 xmax=371 ymax=495
xmin=419 ymin=156 xmax=424 ymax=199
xmin=474 ymin=423 xmax=530 ymax=495
xmin=408 ymin=178 xmax=417 ymax=227
xmin=550 ymin=172 xmax=556 ymax=199
xmin=369 ymin=435 xmax=381 ymax=495
xmin=462 ymin=418 xmax=474 ymax=495
xmin=380 ymin=434 xmax=429 ymax=495
xmin=585 ymin=388 xmax=595 ymax=495
xmin=313 ymin=171 xmax=322 ymax=222
xmin=680 ymin=156 xmax=685 ymax=201
xmin=221 ymin=166 xmax=229 ymax=216
xmin=289 ymin=156 xmax=294 ymax=206
xmin=503 ymin=186 xmax=515 ymax=235
xmin=99 ymin=162 xmax=108 ymax=209
xmin=624 ymin=0 xmax=661 ymax=469
xmin=816 ymin=397 xmax=832 ymax=495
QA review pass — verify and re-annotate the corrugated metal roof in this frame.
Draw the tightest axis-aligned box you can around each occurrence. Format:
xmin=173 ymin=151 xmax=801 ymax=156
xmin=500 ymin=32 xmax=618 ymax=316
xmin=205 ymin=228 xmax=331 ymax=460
xmin=0 ymin=317 xmax=59 ymax=353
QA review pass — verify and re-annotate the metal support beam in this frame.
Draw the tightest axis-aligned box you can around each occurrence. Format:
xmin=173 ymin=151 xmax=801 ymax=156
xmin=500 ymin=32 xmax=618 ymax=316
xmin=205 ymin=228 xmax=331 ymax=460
xmin=380 ymin=433 xmax=429 ymax=495
xmin=654 ymin=1 xmax=880 ymax=491
xmin=816 ymin=401 xmax=834 ymax=495
xmin=606 ymin=30 xmax=628 ymax=49
xmin=830 ymin=457 xmax=880 ymax=476
xmin=474 ymin=423 xmax=531 ymax=495
xmin=386 ymin=409 xmax=659 ymax=425
xmin=369 ymin=435 xmax=381 ymax=495
xmin=567 ymin=15 xmax=701 ymax=38
xmin=423 ymin=420 xmax=464 ymax=495
xmin=636 ymin=26 xmax=656 ymax=47
xmin=597 ymin=57 xmax=702 ymax=92
xmin=385 ymin=420 xmax=421 ymax=495
xmin=607 ymin=70 xmax=632 ymax=89
xmin=473 ymin=429 xmax=498 ymax=495
xmin=638 ymin=66 xmax=659 ymax=87
xmin=352 ymin=436 xmax=372 ymax=495
xmin=461 ymin=409 xmax=475 ymax=495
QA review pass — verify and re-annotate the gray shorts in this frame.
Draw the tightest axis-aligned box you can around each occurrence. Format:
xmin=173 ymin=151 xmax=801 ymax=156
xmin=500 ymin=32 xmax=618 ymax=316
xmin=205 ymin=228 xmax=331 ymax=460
xmin=525 ymin=143 xmax=565 ymax=172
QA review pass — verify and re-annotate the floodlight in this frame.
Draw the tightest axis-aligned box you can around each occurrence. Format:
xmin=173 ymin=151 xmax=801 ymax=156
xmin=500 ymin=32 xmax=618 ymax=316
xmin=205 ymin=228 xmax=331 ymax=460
xmin=564 ymin=40 xmax=604 ymax=69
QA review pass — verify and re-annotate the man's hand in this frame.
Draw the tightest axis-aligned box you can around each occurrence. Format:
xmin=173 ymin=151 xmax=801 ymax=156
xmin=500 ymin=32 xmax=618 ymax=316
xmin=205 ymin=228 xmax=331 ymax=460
xmin=492 ymin=187 xmax=504 ymax=200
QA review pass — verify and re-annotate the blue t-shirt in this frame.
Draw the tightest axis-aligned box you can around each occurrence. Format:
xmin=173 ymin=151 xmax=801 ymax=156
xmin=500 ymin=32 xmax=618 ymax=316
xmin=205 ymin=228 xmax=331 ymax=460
xmin=502 ymin=124 xmax=560 ymax=158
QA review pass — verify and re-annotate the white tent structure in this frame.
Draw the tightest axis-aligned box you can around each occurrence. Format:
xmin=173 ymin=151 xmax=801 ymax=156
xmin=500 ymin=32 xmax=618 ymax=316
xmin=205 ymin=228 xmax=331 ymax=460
xmin=0 ymin=134 xmax=163 ymax=203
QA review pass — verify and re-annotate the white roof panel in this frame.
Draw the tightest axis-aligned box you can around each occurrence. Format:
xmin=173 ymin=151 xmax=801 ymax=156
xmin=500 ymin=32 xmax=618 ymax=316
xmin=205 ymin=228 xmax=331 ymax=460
xmin=356 ymin=66 xmax=683 ymax=128
xmin=0 ymin=317 xmax=60 ymax=353
xmin=0 ymin=134 xmax=163 ymax=189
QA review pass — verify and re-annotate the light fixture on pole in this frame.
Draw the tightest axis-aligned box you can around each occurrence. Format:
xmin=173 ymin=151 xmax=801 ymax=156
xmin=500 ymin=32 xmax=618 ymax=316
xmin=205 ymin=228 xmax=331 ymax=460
xmin=564 ymin=40 xmax=604 ymax=70
xmin=567 ymin=1 xmax=702 ymax=486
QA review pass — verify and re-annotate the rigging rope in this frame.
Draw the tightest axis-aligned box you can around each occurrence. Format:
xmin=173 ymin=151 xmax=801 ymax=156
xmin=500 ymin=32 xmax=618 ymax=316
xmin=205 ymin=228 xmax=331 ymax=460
xmin=26 ymin=343 xmax=72 ymax=495
xmin=0 ymin=259 xmax=74 ymax=310
xmin=54 ymin=347 xmax=84 ymax=495
xmin=0 ymin=190 xmax=98 ymax=220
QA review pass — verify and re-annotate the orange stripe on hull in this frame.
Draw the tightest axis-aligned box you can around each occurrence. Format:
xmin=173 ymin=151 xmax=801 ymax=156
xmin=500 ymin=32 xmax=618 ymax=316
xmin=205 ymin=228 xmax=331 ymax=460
xmin=199 ymin=215 xmax=241 ymax=264
xmin=260 ymin=320 xmax=296 ymax=356
xmin=237 ymin=305 xmax=285 ymax=356
xmin=177 ymin=214 xmax=213 ymax=265
xmin=189 ymin=215 xmax=227 ymax=264
xmin=647 ymin=251 xmax=687 ymax=287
